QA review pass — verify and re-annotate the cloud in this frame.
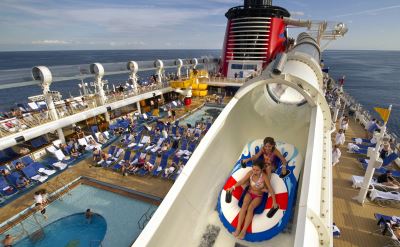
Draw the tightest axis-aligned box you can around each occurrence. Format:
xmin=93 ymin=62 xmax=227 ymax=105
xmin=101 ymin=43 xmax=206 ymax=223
xmin=32 ymin=40 xmax=70 ymax=45
xmin=335 ymin=5 xmax=400 ymax=18
xmin=290 ymin=11 xmax=305 ymax=17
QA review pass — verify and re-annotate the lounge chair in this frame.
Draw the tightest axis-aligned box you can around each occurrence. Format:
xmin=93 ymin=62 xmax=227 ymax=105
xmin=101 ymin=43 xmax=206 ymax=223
xmin=52 ymin=139 xmax=62 ymax=148
xmin=360 ymin=162 xmax=400 ymax=178
xmin=137 ymin=153 xmax=157 ymax=176
xmin=22 ymin=164 xmax=48 ymax=183
xmin=33 ymin=162 xmax=56 ymax=176
xmin=152 ymin=155 xmax=169 ymax=176
xmin=113 ymin=150 xmax=132 ymax=171
xmin=352 ymin=138 xmax=375 ymax=144
xmin=370 ymin=189 xmax=400 ymax=208
xmin=374 ymin=213 xmax=400 ymax=247
xmin=21 ymin=155 xmax=35 ymax=166
xmin=98 ymin=146 xmax=117 ymax=167
xmin=359 ymin=153 xmax=399 ymax=167
xmin=53 ymin=149 xmax=73 ymax=163
xmin=46 ymin=145 xmax=58 ymax=154
xmin=0 ymin=176 xmax=17 ymax=196
xmin=351 ymin=175 xmax=399 ymax=191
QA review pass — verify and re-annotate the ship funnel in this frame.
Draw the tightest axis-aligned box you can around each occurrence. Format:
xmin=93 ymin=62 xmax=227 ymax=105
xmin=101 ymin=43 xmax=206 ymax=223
xmin=32 ymin=66 xmax=52 ymax=85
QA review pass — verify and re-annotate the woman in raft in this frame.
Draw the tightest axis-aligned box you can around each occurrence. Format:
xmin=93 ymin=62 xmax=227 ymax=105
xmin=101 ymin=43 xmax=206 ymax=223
xmin=242 ymin=137 xmax=288 ymax=179
xmin=227 ymin=160 xmax=278 ymax=239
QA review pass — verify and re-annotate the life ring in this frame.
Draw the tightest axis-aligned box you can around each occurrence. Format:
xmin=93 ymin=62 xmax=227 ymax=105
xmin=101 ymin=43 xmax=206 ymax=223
xmin=217 ymin=139 xmax=303 ymax=242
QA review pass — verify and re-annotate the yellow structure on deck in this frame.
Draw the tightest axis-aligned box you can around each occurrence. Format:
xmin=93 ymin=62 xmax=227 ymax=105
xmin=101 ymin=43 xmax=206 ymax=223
xmin=170 ymin=69 xmax=209 ymax=97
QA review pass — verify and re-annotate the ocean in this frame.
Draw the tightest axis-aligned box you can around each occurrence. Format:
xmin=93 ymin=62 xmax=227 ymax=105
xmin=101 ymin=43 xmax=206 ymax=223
xmin=0 ymin=49 xmax=398 ymax=137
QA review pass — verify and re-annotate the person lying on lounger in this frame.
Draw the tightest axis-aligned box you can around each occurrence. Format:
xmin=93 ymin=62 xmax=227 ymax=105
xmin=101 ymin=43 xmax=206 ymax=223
xmin=227 ymin=160 xmax=277 ymax=240
xmin=377 ymin=170 xmax=400 ymax=188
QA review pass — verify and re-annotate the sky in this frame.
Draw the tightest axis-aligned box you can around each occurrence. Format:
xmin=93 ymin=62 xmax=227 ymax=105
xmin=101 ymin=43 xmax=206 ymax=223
xmin=0 ymin=0 xmax=399 ymax=51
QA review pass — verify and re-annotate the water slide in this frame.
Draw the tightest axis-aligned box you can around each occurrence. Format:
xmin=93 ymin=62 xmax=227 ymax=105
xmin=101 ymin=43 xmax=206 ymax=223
xmin=135 ymin=33 xmax=334 ymax=247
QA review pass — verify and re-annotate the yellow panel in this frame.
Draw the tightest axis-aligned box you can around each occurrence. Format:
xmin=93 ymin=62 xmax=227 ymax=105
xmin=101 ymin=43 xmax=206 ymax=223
xmin=199 ymin=90 xmax=208 ymax=97
xmin=198 ymin=84 xmax=208 ymax=90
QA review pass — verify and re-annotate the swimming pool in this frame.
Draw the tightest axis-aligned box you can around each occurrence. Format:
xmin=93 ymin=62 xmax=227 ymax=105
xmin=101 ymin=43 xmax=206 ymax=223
xmin=1 ymin=183 xmax=158 ymax=246
xmin=14 ymin=213 xmax=107 ymax=247
xmin=180 ymin=105 xmax=224 ymax=127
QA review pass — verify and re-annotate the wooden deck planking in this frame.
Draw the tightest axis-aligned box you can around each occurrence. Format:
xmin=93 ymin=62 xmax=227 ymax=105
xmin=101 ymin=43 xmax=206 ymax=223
xmin=333 ymin=117 xmax=399 ymax=247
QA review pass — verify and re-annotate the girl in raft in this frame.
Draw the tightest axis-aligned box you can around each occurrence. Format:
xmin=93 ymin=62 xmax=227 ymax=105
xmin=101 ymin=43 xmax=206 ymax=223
xmin=242 ymin=137 xmax=288 ymax=179
xmin=227 ymin=160 xmax=278 ymax=239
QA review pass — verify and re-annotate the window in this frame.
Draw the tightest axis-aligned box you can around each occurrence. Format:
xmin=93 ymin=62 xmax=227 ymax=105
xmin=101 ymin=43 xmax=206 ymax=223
xmin=231 ymin=64 xmax=243 ymax=70
xmin=243 ymin=64 xmax=257 ymax=70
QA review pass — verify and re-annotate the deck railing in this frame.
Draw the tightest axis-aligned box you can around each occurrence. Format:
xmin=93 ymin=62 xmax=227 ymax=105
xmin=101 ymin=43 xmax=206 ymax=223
xmin=0 ymin=82 xmax=171 ymax=138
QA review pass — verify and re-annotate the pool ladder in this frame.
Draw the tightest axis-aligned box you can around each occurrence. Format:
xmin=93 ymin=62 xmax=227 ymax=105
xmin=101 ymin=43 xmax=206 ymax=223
xmin=137 ymin=206 xmax=157 ymax=230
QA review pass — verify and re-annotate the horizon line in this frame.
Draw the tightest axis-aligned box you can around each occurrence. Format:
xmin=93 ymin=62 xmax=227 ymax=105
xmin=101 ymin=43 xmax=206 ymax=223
xmin=1 ymin=48 xmax=400 ymax=52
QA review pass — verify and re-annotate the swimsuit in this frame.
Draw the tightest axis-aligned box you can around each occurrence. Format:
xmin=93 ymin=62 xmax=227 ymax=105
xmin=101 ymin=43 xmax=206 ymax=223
xmin=263 ymin=150 xmax=276 ymax=169
xmin=248 ymin=172 xmax=264 ymax=199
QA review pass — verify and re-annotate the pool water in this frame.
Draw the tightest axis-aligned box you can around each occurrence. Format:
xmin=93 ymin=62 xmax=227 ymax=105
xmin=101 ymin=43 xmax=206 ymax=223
xmin=180 ymin=105 xmax=224 ymax=127
xmin=15 ymin=213 xmax=107 ymax=247
xmin=1 ymin=184 xmax=158 ymax=247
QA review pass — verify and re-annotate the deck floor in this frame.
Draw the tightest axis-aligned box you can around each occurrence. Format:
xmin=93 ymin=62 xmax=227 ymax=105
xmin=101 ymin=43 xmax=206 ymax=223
xmin=332 ymin=117 xmax=399 ymax=247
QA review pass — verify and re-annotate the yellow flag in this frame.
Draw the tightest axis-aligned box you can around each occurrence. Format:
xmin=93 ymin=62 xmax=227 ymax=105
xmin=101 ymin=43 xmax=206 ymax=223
xmin=374 ymin=107 xmax=391 ymax=123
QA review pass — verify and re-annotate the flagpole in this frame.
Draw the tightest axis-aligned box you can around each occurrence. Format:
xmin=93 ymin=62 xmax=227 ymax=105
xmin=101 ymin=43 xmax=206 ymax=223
xmin=355 ymin=104 xmax=392 ymax=204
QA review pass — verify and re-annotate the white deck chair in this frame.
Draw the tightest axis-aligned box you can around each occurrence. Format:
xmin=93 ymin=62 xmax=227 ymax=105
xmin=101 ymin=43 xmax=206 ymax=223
xmin=30 ymin=174 xmax=48 ymax=183
xmin=38 ymin=167 xmax=56 ymax=176
xmin=52 ymin=139 xmax=62 ymax=148
xmin=51 ymin=161 xmax=67 ymax=170
xmin=102 ymin=131 xmax=110 ymax=139
xmin=46 ymin=145 xmax=58 ymax=154
xmin=139 ymin=135 xmax=151 ymax=147
xmin=85 ymin=135 xmax=101 ymax=148
xmin=370 ymin=189 xmax=400 ymax=207
xmin=78 ymin=137 xmax=91 ymax=150
xmin=28 ymin=102 xmax=39 ymax=110
xmin=352 ymin=175 xmax=399 ymax=191
xmin=151 ymin=138 xmax=165 ymax=153
xmin=53 ymin=149 xmax=67 ymax=161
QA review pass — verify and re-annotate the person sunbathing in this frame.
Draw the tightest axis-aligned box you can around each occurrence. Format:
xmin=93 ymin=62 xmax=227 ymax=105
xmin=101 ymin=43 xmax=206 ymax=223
xmin=227 ymin=160 xmax=277 ymax=239
xmin=97 ymin=133 xmax=107 ymax=144
xmin=377 ymin=170 xmax=400 ymax=188
xmin=144 ymin=161 xmax=154 ymax=172
xmin=15 ymin=161 xmax=25 ymax=171
xmin=0 ymin=168 xmax=10 ymax=176
xmin=70 ymin=148 xmax=80 ymax=158
xmin=242 ymin=137 xmax=288 ymax=179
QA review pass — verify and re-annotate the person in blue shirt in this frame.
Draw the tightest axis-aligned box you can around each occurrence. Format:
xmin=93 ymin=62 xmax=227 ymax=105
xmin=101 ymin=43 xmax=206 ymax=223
xmin=16 ymin=175 xmax=29 ymax=188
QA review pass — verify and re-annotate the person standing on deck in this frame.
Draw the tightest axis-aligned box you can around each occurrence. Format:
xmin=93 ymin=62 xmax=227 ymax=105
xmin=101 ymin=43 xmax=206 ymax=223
xmin=340 ymin=115 xmax=349 ymax=133
xmin=332 ymin=144 xmax=341 ymax=166
xmin=335 ymin=129 xmax=345 ymax=146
